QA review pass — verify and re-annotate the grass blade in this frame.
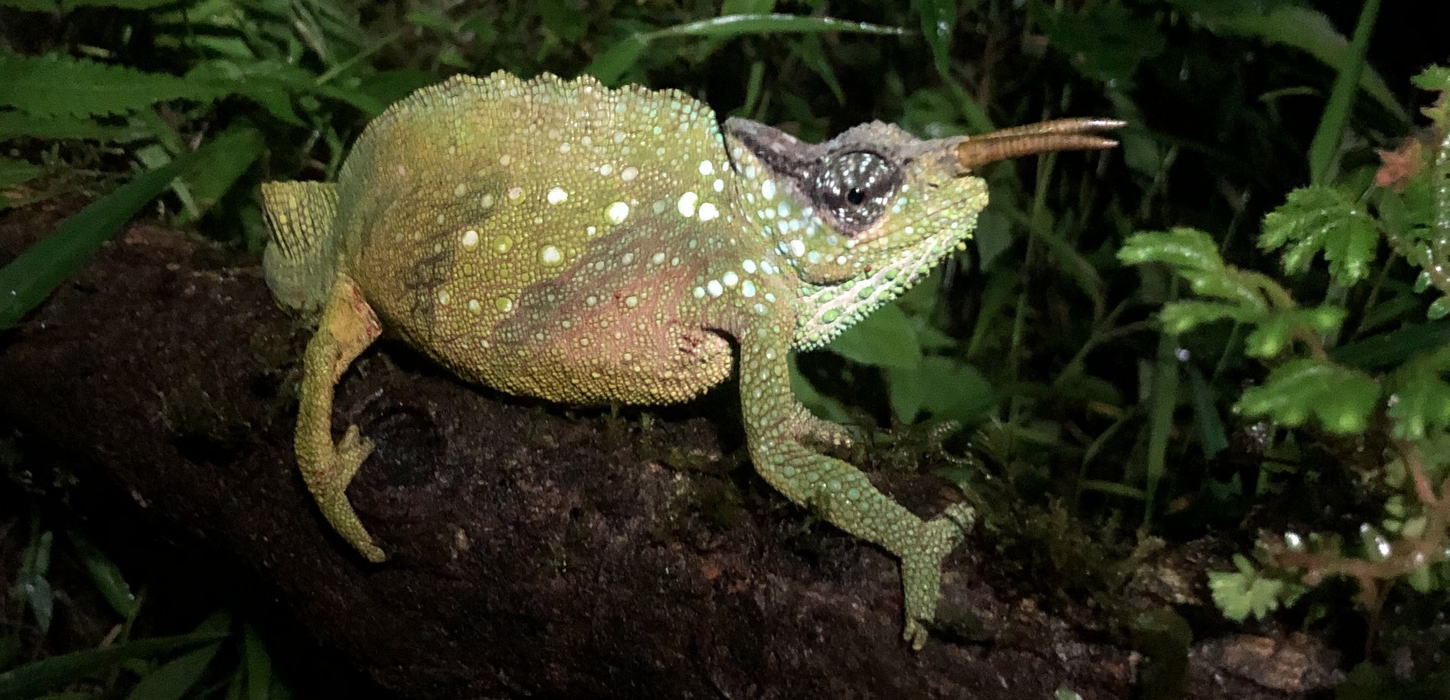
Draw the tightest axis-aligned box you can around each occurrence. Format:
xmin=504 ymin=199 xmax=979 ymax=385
xmin=0 ymin=632 xmax=227 ymax=699
xmin=645 ymin=13 xmax=906 ymax=40
xmin=0 ymin=129 xmax=249 ymax=328
xmin=1306 ymin=0 xmax=1379 ymax=185
xmin=123 ymin=641 xmax=224 ymax=700
xmin=588 ymin=13 xmax=905 ymax=84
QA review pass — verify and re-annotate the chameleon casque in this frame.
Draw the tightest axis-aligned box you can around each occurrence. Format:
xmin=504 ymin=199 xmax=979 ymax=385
xmin=260 ymin=71 xmax=1120 ymax=648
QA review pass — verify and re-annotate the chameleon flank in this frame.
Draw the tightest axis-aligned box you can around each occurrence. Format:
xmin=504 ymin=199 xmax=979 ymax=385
xmin=260 ymin=72 xmax=1120 ymax=648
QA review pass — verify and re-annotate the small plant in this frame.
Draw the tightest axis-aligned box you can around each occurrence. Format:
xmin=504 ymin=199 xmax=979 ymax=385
xmin=1121 ymin=65 xmax=1450 ymax=625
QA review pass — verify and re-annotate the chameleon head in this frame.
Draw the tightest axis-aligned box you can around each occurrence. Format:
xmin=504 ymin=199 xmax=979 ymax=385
xmin=723 ymin=117 xmax=1123 ymax=349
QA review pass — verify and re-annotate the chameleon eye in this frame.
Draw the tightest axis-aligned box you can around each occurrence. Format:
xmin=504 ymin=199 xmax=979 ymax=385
xmin=811 ymin=150 xmax=899 ymax=233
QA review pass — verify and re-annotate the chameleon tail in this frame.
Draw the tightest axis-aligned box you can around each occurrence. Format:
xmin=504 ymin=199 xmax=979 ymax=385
xmin=260 ymin=181 xmax=339 ymax=312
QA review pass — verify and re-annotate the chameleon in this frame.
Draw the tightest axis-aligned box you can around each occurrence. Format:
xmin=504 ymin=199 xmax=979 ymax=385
xmin=259 ymin=71 xmax=1120 ymax=648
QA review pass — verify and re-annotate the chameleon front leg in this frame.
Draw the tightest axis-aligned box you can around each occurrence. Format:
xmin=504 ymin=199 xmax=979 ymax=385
xmin=738 ymin=333 xmax=974 ymax=649
xmin=295 ymin=274 xmax=386 ymax=562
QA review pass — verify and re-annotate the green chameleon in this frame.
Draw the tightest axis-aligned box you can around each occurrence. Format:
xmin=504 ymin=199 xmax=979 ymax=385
xmin=260 ymin=71 xmax=1119 ymax=648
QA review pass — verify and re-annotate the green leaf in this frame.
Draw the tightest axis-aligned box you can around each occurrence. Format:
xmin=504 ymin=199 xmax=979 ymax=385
xmin=1208 ymin=562 xmax=1290 ymax=622
xmin=0 ymin=129 xmax=247 ymax=328
xmin=1158 ymin=300 xmax=1259 ymax=334
xmin=0 ymin=53 xmax=224 ymax=118
xmin=1411 ymin=65 xmax=1450 ymax=93
xmin=1333 ymin=319 xmax=1450 ymax=369
xmin=646 ymin=13 xmax=906 ymax=40
xmin=537 ymin=0 xmax=588 ymax=42
xmin=0 ymin=111 xmax=148 ymax=141
xmin=1187 ymin=365 xmax=1228 ymax=459
xmin=1189 ymin=3 xmax=1406 ymax=125
xmin=1120 ymin=228 xmax=1269 ymax=310
xmin=0 ymin=631 xmax=228 ymax=698
xmin=241 ymin=624 xmax=272 ymax=700
xmin=1036 ymin=3 xmax=1166 ymax=87
xmin=1118 ymin=227 xmax=1225 ymax=273
xmin=914 ymin=0 xmax=956 ymax=77
xmin=585 ymin=35 xmax=649 ymax=85
xmin=1260 ymin=186 xmax=1379 ymax=285
xmin=174 ymin=127 xmax=265 ymax=223
xmin=125 ymin=641 xmax=224 ymax=700
xmin=1235 ymin=358 xmax=1378 ymax=434
xmin=66 ymin=529 xmax=137 ymax=619
xmin=790 ymin=35 xmax=845 ymax=104
xmin=789 ymin=356 xmax=851 ymax=425
xmin=1386 ymin=352 xmax=1450 ymax=439
xmin=1304 ymin=0 xmax=1378 ymax=184
xmin=826 ymin=303 xmax=923 ymax=369
xmin=65 ymin=0 xmax=179 ymax=7
xmin=884 ymin=356 xmax=992 ymax=424
xmin=0 ymin=158 xmax=42 ymax=189
xmin=1243 ymin=306 xmax=1345 ymax=358
xmin=587 ymin=13 xmax=905 ymax=85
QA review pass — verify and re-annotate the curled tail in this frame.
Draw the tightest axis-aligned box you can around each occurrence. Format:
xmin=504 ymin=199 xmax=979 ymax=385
xmin=260 ymin=181 xmax=339 ymax=312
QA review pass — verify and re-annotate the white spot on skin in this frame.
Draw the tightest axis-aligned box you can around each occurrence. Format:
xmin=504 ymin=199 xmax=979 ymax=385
xmin=621 ymin=166 xmax=639 ymax=181
xmin=698 ymin=160 xmax=714 ymax=176
xmin=722 ymin=271 xmax=739 ymax=287
xmin=508 ymin=186 xmax=523 ymax=200
xmin=707 ymin=280 xmax=724 ymax=297
xmin=437 ymin=290 xmax=450 ymax=305
xmin=677 ymin=191 xmax=698 ymax=218
xmin=467 ymin=298 xmax=482 ymax=314
xmin=606 ymin=201 xmax=630 ymax=224
xmin=500 ymin=154 xmax=513 ymax=166
xmin=693 ymin=287 xmax=705 ymax=298
xmin=790 ymin=239 xmax=806 ymax=257
xmin=742 ymin=280 xmax=757 ymax=298
xmin=761 ymin=179 xmax=776 ymax=200
xmin=713 ymin=178 xmax=724 ymax=192
xmin=698 ymin=202 xmax=719 ymax=221
xmin=460 ymin=230 xmax=479 ymax=249
xmin=540 ymin=245 xmax=563 ymax=265
xmin=651 ymin=252 xmax=666 ymax=264
xmin=547 ymin=187 xmax=568 ymax=204
xmin=742 ymin=259 xmax=757 ymax=273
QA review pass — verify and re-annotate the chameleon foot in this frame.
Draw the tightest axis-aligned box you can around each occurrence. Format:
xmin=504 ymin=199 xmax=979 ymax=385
xmin=900 ymin=502 xmax=975 ymax=650
xmin=315 ymin=424 xmax=386 ymax=562
xmin=791 ymin=407 xmax=855 ymax=450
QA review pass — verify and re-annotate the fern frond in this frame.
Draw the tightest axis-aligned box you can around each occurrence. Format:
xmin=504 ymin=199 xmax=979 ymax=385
xmin=0 ymin=53 xmax=225 ymax=118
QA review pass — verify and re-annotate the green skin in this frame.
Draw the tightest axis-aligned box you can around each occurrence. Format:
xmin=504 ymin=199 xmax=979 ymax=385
xmin=261 ymin=72 xmax=1111 ymax=648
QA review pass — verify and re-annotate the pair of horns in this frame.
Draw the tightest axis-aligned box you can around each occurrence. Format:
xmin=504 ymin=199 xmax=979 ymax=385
xmin=954 ymin=118 xmax=1126 ymax=170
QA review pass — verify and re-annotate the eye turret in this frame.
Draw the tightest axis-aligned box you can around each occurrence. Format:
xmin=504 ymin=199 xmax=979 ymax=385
xmin=811 ymin=150 xmax=900 ymax=233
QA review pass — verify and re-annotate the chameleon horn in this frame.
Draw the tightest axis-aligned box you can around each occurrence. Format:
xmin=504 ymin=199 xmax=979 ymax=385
xmin=954 ymin=118 xmax=1126 ymax=171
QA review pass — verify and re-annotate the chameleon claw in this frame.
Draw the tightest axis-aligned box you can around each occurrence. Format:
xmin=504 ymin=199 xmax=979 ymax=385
xmin=317 ymin=425 xmax=386 ymax=563
xmin=899 ymin=503 xmax=975 ymax=650
xmin=335 ymin=424 xmax=375 ymax=485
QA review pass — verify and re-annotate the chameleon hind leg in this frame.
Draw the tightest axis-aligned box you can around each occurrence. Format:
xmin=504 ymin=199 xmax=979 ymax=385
xmin=295 ymin=274 xmax=386 ymax=562
xmin=738 ymin=333 xmax=974 ymax=649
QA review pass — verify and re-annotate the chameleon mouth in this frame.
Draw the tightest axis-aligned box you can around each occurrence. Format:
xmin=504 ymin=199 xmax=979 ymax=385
xmin=953 ymin=118 xmax=1125 ymax=172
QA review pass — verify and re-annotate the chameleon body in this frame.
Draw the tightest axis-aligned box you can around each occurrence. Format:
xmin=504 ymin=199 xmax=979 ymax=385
xmin=261 ymin=71 xmax=1118 ymax=648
